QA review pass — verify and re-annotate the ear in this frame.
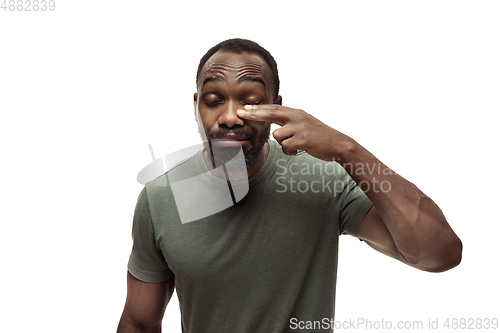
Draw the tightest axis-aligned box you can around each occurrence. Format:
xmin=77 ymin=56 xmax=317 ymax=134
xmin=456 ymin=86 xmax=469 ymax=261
xmin=276 ymin=95 xmax=282 ymax=106
xmin=193 ymin=93 xmax=198 ymax=122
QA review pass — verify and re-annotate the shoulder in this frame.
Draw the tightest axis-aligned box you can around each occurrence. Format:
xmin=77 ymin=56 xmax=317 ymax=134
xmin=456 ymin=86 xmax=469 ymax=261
xmin=141 ymin=151 xmax=201 ymax=209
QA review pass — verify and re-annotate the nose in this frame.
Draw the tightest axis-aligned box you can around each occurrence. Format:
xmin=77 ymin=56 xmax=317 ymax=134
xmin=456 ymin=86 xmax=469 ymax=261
xmin=217 ymin=100 xmax=244 ymax=128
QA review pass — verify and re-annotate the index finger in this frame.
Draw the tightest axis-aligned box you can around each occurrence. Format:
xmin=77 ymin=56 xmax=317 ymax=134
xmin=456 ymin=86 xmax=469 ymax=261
xmin=236 ymin=104 xmax=289 ymax=126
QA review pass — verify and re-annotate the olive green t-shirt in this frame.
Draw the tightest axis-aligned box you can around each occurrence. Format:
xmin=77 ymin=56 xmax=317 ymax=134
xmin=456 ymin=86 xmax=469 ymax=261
xmin=128 ymin=140 xmax=373 ymax=333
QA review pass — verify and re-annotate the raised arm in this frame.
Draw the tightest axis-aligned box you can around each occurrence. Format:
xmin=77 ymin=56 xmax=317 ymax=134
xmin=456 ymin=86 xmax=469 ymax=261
xmin=237 ymin=104 xmax=462 ymax=272
xmin=117 ymin=272 xmax=175 ymax=333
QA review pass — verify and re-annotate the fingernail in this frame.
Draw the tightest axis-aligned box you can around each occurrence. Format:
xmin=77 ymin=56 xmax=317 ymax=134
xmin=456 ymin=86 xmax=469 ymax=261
xmin=237 ymin=109 xmax=246 ymax=116
xmin=244 ymin=105 xmax=253 ymax=110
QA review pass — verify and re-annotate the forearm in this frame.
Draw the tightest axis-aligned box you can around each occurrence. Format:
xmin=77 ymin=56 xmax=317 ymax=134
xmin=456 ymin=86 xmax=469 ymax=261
xmin=339 ymin=141 xmax=462 ymax=271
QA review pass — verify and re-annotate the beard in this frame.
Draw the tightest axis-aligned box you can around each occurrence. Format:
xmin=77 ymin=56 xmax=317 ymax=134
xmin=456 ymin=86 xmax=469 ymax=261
xmin=200 ymin=123 xmax=271 ymax=170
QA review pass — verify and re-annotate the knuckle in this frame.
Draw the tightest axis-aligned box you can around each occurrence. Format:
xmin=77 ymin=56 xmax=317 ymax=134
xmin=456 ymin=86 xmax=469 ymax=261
xmin=291 ymin=109 xmax=303 ymax=121
xmin=268 ymin=106 xmax=277 ymax=117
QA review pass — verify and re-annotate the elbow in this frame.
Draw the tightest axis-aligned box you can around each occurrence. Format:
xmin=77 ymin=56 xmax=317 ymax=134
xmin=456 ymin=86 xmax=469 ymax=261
xmin=421 ymin=236 xmax=463 ymax=273
xmin=400 ymin=232 xmax=463 ymax=273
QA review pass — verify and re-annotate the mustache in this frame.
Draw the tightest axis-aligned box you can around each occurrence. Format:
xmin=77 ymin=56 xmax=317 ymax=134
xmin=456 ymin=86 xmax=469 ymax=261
xmin=206 ymin=126 xmax=255 ymax=139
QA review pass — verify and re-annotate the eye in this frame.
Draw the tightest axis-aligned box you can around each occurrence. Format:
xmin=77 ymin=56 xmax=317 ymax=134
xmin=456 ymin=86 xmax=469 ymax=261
xmin=204 ymin=99 xmax=223 ymax=106
xmin=241 ymin=100 xmax=262 ymax=106
xmin=203 ymin=94 xmax=223 ymax=106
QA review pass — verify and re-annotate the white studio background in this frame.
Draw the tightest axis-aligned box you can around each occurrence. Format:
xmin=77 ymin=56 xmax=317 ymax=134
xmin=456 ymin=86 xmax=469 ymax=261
xmin=0 ymin=1 xmax=498 ymax=332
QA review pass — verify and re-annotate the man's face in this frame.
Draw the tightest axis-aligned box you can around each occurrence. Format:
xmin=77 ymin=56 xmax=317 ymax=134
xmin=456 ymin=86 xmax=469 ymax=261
xmin=195 ymin=51 xmax=277 ymax=169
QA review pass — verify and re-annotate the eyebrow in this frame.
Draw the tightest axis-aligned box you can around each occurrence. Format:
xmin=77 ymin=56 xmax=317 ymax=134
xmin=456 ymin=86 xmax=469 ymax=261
xmin=202 ymin=76 xmax=225 ymax=87
xmin=238 ymin=75 xmax=266 ymax=86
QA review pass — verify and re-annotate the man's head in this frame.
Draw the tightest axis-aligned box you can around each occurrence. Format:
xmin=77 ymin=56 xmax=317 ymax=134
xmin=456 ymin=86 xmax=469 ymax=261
xmin=194 ymin=39 xmax=281 ymax=169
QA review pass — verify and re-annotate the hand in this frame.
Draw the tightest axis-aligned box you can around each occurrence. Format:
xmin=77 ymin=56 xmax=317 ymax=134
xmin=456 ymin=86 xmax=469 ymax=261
xmin=237 ymin=104 xmax=356 ymax=161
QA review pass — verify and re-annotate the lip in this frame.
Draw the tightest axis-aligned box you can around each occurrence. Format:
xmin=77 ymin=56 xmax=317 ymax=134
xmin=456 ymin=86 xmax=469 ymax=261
xmin=211 ymin=138 xmax=250 ymax=148
xmin=219 ymin=133 xmax=248 ymax=140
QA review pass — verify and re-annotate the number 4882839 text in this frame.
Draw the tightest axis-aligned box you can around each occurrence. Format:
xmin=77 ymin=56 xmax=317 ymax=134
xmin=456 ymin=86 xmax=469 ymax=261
xmin=1 ymin=0 xmax=56 ymax=11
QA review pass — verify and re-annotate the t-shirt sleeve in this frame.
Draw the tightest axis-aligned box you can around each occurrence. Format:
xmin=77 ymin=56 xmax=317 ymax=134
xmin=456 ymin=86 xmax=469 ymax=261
xmin=338 ymin=173 xmax=373 ymax=239
xmin=127 ymin=187 xmax=174 ymax=283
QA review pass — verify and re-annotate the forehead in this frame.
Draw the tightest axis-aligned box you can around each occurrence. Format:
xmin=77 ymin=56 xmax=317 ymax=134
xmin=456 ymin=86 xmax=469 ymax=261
xmin=198 ymin=51 xmax=272 ymax=88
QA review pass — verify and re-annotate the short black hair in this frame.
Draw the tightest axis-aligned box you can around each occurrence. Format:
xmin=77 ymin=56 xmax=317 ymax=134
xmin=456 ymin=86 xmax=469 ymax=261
xmin=196 ymin=38 xmax=280 ymax=101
